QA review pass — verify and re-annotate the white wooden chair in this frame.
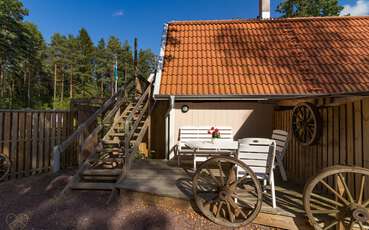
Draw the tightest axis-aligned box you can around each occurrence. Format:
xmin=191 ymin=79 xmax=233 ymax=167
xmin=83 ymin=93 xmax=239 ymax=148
xmin=237 ymin=138 xmax=277 ymax=208
xmin=177 ymin=126 xmax=234 ymax=168
xmin=271 ymin=129 xmax=289 ymax=181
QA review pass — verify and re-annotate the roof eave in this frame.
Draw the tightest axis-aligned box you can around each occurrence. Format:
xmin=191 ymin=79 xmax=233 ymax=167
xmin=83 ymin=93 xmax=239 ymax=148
xmin=154 ymin=91 xmax=369 ymax=101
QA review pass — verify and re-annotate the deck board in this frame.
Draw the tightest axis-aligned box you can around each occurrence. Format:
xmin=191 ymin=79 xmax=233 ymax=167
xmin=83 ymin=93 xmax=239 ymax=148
xmin=116 ymin=159 xmax=307 ymax=220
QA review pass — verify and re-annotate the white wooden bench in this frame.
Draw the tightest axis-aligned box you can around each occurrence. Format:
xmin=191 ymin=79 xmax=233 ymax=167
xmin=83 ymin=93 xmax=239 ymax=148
xmin=177 ymin=126 xmax=235 ymax=168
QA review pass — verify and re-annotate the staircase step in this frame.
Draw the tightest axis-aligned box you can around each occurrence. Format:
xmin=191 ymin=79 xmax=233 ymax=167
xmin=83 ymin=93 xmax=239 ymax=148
xmin=109 ymin=133 xmax=125 ymax=137
xmin=70 ymin=182 xmax=115 ymax=190
xmin=99 ymin=148 xmax=123 ymax=153
xmin=81 ymin=169 xmax=121 ymax=176
xmin=103 ymin=140 xmax=121 ymax=145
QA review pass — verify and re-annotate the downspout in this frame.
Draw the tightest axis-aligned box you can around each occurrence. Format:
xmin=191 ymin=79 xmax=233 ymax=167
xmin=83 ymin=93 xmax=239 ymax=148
xmin=165 ymin=96 xmax=175 ymax=160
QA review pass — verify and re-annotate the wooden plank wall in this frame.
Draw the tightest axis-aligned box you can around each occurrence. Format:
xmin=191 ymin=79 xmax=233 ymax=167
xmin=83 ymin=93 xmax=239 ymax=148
xmin=273 ymin=97 xmax=369 ymax=200
xmin=0 ymin=110 xmax=78 ymax=180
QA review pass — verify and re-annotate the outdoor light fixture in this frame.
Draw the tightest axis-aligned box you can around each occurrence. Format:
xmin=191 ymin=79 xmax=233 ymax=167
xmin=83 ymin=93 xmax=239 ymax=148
xmin=181 ymin=105 xmax=189 ymax=113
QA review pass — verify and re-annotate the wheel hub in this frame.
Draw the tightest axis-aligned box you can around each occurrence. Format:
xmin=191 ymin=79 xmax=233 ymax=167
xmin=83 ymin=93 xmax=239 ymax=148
xmin=352 ymin=207 xmax=369 ymax=223
xmin=218 ymin=189 xmax=232 ymax=201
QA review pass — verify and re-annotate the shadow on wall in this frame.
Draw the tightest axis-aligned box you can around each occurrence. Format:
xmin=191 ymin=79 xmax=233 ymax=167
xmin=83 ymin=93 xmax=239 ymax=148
xmin=234 ymin=103 xmax=274 ymax=140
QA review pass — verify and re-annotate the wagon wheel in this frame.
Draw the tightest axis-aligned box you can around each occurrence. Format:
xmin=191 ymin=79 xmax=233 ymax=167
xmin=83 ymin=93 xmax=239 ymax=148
xmin=292 ymin=102 xmax=321 ymax=145
xmin=192 ymin=156 xmax=263 ymax=228
xmin=303 ymin=165 xmax=369 ymax=230
xmin=0 ymin=154 xmax=11 ymax=181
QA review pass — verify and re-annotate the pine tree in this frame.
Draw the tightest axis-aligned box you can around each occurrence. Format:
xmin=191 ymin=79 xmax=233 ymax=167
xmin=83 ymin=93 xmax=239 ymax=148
xmin=277 ymin=0 xmax=343 ymax=17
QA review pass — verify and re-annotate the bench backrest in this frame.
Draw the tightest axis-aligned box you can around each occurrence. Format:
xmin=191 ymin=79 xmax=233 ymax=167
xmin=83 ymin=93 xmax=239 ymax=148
xmin=179 ymin=126 xmax=233 ymax=143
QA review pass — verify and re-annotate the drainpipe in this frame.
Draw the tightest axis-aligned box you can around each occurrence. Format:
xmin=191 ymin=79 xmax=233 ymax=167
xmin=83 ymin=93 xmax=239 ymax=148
xmin=165 ymin=96 xmax=175 ymax=160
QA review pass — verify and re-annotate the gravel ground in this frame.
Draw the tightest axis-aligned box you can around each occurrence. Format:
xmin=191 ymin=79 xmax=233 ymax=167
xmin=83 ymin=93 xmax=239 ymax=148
xmin=0 ymin=171 xmax=275 ymax=230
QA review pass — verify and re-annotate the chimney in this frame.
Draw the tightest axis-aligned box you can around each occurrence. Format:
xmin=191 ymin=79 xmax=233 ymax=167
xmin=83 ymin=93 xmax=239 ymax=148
xmin=259 ymin=0 xmax=270 ymax=19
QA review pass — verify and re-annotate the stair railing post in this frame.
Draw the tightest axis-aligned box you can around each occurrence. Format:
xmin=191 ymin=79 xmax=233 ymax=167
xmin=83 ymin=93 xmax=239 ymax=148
xmin=124 ymin=119 xmax=130 ymax=166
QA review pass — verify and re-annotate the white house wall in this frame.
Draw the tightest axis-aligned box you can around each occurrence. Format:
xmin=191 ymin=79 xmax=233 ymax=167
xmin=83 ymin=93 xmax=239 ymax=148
xmin=172 ymin=101 xmax=274 ymax=151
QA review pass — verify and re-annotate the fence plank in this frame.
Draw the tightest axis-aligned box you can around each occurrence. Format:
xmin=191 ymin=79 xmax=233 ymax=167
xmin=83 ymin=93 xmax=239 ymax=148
xmin=354 ymin=101 xmax=363 ymax=198
xmin=44 ymin=113 xmax=51 ymax=170
xmin=346 ymin=103 xmax=355 ymax=193
xmin=362 ymin=98 xmax=369 ymax=201
xmin=18 ymin=112 xmax=25 ymax=177
xmin=31 ymin=113 xmax=39 ymax=174
xmin=38 ymin=113 xmax=45 ymax=172
xmin=25 ymin=112 xmax=32 ymax=176
xmin=0 ymin=113 xmax=3 ymax=153
xmin=10 ymin=113 xmax=18 ymax=179
xmin=339 ymin=105 xmax=347 ymax=165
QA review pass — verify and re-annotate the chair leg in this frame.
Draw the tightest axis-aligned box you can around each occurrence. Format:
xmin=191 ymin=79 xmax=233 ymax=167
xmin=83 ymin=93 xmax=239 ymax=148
xmin=177 ymin=152 xmax=180 ymax=167
xmin=193 ymin=154 xmax=196 ymax=170
xmin=276 ymin=155 xmax=287 ymax=181
xmin=263 ymin=179 xmax=267 ymax=193
xmin=270 ymin=171 xmax=277 ymax=209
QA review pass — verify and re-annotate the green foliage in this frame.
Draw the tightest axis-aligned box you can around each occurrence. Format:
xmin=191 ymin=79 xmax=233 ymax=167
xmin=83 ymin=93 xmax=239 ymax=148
xmin=0 ymin=0 xmax=157 ymax=110
xmin=277 ymin=0 xmax=344 ymax=17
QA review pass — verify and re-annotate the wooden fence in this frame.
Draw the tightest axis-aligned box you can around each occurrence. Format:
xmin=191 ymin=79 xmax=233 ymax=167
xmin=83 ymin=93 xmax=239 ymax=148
xmin=273 ymin=97 xmax=369 ymax=199
xmin=0 ymin=110 xmax=78 ymax=180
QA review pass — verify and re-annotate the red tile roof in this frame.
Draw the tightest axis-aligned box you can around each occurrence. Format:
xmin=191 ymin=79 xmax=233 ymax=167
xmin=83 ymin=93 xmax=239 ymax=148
xmin=157 ymin=16 xmax=369 ymax=97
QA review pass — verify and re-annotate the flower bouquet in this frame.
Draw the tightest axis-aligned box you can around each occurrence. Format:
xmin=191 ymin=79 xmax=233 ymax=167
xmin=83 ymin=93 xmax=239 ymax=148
xmin=208 ymin=127 xmax=221 ymax=143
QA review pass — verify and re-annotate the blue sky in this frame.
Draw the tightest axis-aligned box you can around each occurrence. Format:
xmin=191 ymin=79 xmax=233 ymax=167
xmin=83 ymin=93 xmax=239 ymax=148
xmin=22 ymin=0 xmax=368 ymax=53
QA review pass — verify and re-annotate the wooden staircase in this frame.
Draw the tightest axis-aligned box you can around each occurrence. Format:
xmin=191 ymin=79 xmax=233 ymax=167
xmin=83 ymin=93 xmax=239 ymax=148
xmin=58 ymin=82 xmax=153 ymax=194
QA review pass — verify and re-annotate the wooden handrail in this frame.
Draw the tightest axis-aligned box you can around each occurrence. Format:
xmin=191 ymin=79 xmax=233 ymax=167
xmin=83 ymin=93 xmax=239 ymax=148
xmin=52 ymin=81 xmax=134 ymax=173
xmin=124 ymin=83 xmax=152 ymax=168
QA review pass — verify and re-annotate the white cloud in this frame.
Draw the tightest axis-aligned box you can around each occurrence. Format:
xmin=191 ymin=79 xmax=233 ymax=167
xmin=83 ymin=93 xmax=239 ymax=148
xmin=113 ymin=10 xmax=124 ymax=17
xmin=340 ymin=0 xmax=369 ymax=16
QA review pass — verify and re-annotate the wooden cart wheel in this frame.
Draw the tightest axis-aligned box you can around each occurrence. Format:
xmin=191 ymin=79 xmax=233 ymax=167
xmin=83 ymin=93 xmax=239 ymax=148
xmin=192 ymin=156 xmax=263 ymax=228
xmin=0 ymin=154 xmax=10 ymax=181
xmin=303 ymin=165 xmax=369 ymax=230
xmin=292 ymin=102 xmax=321 ymax=145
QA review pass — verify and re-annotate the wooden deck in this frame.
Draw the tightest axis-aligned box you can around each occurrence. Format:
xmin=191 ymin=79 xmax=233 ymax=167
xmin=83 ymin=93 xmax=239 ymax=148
xmin=116 ymin=159 xmax=312 ymax=229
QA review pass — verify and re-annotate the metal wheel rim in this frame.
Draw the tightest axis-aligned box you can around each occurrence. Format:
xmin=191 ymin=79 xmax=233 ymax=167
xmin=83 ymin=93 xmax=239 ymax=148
xmin=303 ymin=165 xmax=369 ymax=230
xmin=292 ymin=102 xmax=321 ymax=146
xmin=0 ymin=154 xmax=11 ymax=181
xmin=192 ymin=156 xmax=263 ymax=228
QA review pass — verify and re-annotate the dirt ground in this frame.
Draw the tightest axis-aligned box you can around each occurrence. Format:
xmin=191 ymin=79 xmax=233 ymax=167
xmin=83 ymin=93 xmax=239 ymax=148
xmin=0 ymin=171 xmax=275 ymax=230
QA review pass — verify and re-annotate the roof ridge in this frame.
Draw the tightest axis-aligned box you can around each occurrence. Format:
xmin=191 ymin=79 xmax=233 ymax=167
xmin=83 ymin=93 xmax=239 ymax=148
xmin=168 ymin=16 xmax=369 ymax=25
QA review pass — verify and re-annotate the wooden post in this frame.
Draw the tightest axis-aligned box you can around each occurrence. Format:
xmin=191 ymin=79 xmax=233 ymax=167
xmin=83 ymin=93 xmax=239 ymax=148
xmin=148 ymin=87 xmax=152 ymax=157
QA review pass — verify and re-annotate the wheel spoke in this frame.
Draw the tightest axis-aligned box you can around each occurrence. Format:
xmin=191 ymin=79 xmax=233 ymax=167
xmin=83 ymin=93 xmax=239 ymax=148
xmin=349 ymin=219 xmax=356 ymax=230
xmin=215 ymin=201 xmax=224 ymax=218
xmin=228 ymin=198 xmax=248 ymax=219
xmin=358 ymin=221 xmax=365 ymax=230
xmin=319 ymin=179 xmax=350 ymax=206
xmin=311 ymin=209 xmax=340 ymax=215
xmin=363 ymin=199 xmax=369 ymax=207
xmin=357 ymin=175 xmax=366 ymax=205
xmin=217 ymin=161 xmax=225 ymax=186
xmin=337 ymin=173 xmax=355 ymax=203
xmin=323 ymin=220 xmax=338 ymax=230
xmin=225 ymin=201 xmax=235 ymax=223
xmin=206 ymin=168 xmax=222 ymax=187
xmin=311 ymin=193 xmax=345 ymax=207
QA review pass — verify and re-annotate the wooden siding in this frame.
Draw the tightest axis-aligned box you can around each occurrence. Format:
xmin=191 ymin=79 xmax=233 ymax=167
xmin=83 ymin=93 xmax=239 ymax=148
xmin=273 ymin=97 xmax=369 ymax=199
xmin=0 ymin=110 xmax=77 ymax=180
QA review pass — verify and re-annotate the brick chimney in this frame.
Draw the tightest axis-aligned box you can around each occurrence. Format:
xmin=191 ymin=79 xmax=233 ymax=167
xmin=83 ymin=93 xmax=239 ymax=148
xmin=259 ymin=0 xmax=270 ymax=19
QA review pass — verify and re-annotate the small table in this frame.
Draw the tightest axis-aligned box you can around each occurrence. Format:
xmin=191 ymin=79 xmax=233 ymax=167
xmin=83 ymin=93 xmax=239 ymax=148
xmin=184 ymin=140 xmax=238 ymax=169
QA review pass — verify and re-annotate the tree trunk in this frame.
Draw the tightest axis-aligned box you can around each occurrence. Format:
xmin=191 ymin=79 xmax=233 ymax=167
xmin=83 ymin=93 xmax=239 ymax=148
xmin=100 ymin=80 xmax=104 ymax=98
xmin=61 ymin=72 xmax=64 ymax=101
xmin=27 ymin=68 xmax=31 ymax=108
xmin=54 ymin=64 xmax=57 ymax=103
xmin=0 ymin=65 xmax=4 ymax=97
xmin=69 ymin=67 xmax=73 ymax=99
